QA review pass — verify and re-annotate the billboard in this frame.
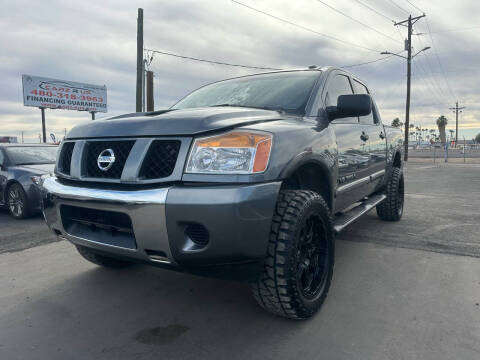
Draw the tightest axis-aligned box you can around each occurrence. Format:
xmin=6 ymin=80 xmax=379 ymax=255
xmin=22 ymin=75 xmax=107 ymax=113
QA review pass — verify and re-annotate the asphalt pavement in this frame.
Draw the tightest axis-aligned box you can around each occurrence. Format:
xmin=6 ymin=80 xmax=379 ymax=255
xmin=0 ymin=161 xmax=479 ymax=359
xmin=0 ymin=209 xmax=59 ymax=254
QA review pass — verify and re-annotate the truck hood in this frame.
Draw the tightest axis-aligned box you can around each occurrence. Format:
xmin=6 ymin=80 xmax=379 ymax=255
xmin=66 ymin=107 xmax=284 ymax=139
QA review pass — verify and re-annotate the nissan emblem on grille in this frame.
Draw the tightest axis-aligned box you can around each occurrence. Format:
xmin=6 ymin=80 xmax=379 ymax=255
xmin=97 ymin=149 xmax=116 ymax=171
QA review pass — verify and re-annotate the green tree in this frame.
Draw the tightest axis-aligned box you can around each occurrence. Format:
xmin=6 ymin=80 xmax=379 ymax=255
xmin=391 ymin=118 xmax=401 ymax=128
xmin=475 ymin=133 xmax=480 ymax=143
xmin=436 ymin=115 xmax=448 ymax=144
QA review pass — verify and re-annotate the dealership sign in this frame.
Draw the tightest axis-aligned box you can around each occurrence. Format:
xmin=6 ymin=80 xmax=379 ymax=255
xmin=22 ymin=75 xmax=107 ymax=113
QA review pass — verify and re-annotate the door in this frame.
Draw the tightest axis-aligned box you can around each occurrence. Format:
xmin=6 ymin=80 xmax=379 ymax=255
xmin=324 ymin=73 xmax=373 ymax=212
xmin=0 ymin=148 xmax=6 ymax=204
xmin=351 ymin=79 xmax=387 ymax=192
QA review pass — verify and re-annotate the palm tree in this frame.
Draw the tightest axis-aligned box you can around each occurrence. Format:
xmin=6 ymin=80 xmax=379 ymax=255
xmin=391 ymin=118 xmax=401 ymax=128
xmin=436 ymin=115 xmax=448 ymax=144
xmin=449 ymin=129 xmax=455 ymax=141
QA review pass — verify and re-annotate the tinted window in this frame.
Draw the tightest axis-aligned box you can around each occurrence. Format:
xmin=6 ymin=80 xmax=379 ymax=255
xmin=172 ymin=72 xmax=319 ymax=115
xmin=353 ymin=79 xmax=376 ymax=125
xmin=325 ymin=74 xmax=357 ymax=123
xmin=0 ymin=149 xmax=4 ymax=165
xmin=6 ymin=146 xmax=57 ymax=165
xmin=352 ymin=79 xmax=369 ymax=95
xmin=372 ymin=101 xmax=381 ymax=124
xmin=325 ymin=74 xmax=353 ymax=107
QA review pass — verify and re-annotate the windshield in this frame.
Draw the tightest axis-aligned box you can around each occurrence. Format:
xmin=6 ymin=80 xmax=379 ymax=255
xmin=172 ymin=71 xmax=320 ymax=115
xmin=6 ymin=146 xmax=58 ymax=165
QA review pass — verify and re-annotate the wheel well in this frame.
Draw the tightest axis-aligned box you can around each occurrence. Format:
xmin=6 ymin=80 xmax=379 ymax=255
xmin=281 ymin=163 xmax=332 ymax=209
xmin=393 ymin=152 xmax=402 ymax=168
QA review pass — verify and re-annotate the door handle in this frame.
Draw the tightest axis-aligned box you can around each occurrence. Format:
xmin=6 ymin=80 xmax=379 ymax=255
xmin=379 ymin=132 xmax=385 ymax=139
xmin=360 ymin=132 xmax=369 ymax=141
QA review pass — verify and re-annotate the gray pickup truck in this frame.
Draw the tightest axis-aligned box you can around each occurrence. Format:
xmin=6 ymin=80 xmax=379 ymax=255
xmin=41 ymin=67 xmax=404 ymax=319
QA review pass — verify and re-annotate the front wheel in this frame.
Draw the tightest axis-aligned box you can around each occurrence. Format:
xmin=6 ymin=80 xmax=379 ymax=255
xmin=7 ymin=183 xmax=30 ymax=219
xmin=251 ymin=190 xmax=335 ymax=319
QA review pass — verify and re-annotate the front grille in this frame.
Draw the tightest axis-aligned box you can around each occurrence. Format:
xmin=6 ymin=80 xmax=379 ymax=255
xmin=58 ymin=142 xmax=75 ymax=175
xmin=61 ymin=205 xmax=136 ymax=249
xmin=139 ymin=140 xmax=181 ymax=179
xmin=85 ymin=140 xmax=135 ymax=179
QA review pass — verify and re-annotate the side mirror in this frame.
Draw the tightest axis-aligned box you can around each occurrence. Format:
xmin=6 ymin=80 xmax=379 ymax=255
xmin=326 ymin=94 xmax=372 ymax=120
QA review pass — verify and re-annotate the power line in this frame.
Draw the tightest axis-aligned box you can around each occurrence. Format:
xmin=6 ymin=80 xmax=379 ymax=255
xmin=314 ymin=0 xmax=401 ymax=44
xmin=388 ymin=0 xmax=410 ymax=15
xmin=412 ymin=26 xmax=450 ymax=102
xmin=351 ymin=0 xmax=395 ymax=22
xmin=145 ymin=47 xmax=398 ymax=71
xmin=401 ymin=0 xmax=424 ymax=14
xmin=342 ymin=51 xmax=401 ymax=68
xmin=144 ymin=48 xmax=282 ymax=71
xmin=411 ymin=61 xmax=447 ymax=106
xmin=230 ymin=0 xmax=381 ymax=52
xmin=424 ymin=17 xmax=457 ymax=99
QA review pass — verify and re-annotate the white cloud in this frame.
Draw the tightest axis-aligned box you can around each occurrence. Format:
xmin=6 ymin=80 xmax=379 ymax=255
xmin=0 ymin=0 xmax=479 ymax=142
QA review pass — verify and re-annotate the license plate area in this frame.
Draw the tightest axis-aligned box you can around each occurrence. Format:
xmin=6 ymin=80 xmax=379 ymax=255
xmin=60 ymin=205 xmax=137 ymax=249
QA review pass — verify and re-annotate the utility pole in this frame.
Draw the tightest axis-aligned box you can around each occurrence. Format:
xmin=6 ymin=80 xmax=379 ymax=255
xmin=146 ymin=70 xmax=154 ymax=111
xmin=381 ymin=13 xmax=428 ymax=161
xmin=449 ymin=101 xmax=465 ymax=145
xmin=40 ymin=107 xmax=46 ymax=143
xmin=136 ymin=8 xmax=144 ymax=113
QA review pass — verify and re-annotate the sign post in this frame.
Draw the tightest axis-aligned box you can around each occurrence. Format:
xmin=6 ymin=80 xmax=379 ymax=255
xmin=22 ymin=75 xmax=107 ymax=141
xmin=40 ymin=107 xmax=46 ymax=143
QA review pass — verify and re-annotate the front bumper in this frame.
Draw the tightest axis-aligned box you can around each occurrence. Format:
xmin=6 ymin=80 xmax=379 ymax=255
xmin=41 ymin=176 xmax=281 ymax=281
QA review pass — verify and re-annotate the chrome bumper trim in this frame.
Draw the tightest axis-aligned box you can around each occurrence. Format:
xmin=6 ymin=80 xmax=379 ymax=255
xmin=41 ymin=176 xmax=175 ymax=264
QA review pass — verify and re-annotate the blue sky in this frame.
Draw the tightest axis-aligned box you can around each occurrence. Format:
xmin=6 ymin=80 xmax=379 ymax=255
xmin=0 ymin=0 xmax=478 ymax=142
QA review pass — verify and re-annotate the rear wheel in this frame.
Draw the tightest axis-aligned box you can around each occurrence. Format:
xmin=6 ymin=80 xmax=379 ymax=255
xmin=251 ymin=190 xmax=335 ymax=319
xmin=7 ymin=183 xmax=30 ymax=219
xmin=76 ymin=246 xmax=133 ymax=268
xmin=377 ymin=167 xmax=404 ymax=221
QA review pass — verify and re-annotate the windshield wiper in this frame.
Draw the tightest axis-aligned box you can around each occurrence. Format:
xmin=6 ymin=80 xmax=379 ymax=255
xmin=209 ymin=104 xmax=290 ymax=113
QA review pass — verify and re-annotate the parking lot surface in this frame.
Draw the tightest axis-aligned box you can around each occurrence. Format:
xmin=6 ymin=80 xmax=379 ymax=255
xmin=0 ymin=161 xmax=479 ymax=360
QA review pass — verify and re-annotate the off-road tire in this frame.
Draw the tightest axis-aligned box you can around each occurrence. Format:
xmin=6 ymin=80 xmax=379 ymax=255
xmin=7 ymin=183 xmax=31 ymax=219
xmin=76 ymin=246 xmax=133 ymax=268
xmin=251 ymin=190 xmax=335 ymax=320
xmin=376 ymin=167 xmax=404 ymax=221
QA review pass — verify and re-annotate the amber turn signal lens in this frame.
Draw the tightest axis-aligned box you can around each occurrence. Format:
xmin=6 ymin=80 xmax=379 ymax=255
xmin=253 ymin=138 xmax=272 ymax=173
xmin=196 ymin=132 xmax=270 ymax=149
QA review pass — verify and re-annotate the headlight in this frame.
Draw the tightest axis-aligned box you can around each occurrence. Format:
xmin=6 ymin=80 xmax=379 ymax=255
xmin=186 ymin=131 xmax=272 ymax=174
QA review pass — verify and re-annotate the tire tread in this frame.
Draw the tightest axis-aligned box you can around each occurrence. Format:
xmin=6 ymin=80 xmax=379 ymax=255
xmin=251 ymin=190 xmax=334 ymax=319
